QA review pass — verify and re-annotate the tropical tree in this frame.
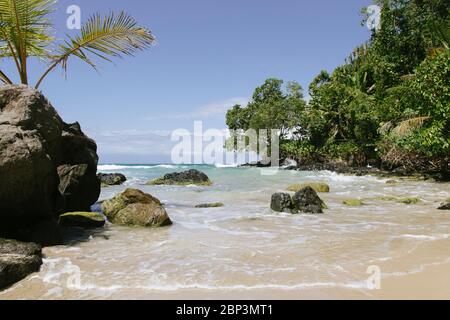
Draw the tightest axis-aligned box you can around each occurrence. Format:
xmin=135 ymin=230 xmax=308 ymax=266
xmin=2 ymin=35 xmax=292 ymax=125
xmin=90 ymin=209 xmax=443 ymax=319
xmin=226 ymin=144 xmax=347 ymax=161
xmin=0 ymin=0 xmax=154 ymax=88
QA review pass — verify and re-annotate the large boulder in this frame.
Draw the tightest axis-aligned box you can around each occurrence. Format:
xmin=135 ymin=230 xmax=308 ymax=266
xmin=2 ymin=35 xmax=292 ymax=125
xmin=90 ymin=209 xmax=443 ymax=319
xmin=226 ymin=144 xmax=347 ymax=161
xmin=148 ymin=169 xmax=212 ymax=186
xmin=292 ymin=187 xmax=325 ymax=214
xmin=98 ymin=173 xmax=127 ymax=186
xmin=0 ymin=86 xmax=62 ymax=233
xmin=102 ymin=189 xmax=172 ymax=227
xmin=0 ymin=85 xmax=100 ymax=244
xmin=0 ymin=239 xmax=43 ymax=290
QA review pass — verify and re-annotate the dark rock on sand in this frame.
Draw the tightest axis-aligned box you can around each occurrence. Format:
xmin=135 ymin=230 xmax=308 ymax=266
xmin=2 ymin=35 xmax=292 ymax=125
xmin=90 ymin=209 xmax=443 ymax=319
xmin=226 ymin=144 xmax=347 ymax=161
xmin=59 ymin=212 xmax=106 ymax=229
xmin=102 ymin=189 xmax=172 ymax=227
xmin=148 ymin=169 xmax=212 ymax=186
xmin=292 ymin=187 xmax=325 ymax=214
xmin=0 ymin=85 xmax=100 ymax=245
xmin=98 ymin=173 xmax=127 ymax=186
xmin=270 ymin=193 xmax=294 ymax=213
xmin=438 ymin=202 xmax=450 ymax=210
xmin=0 ymin=239 xmax=42 ymax=290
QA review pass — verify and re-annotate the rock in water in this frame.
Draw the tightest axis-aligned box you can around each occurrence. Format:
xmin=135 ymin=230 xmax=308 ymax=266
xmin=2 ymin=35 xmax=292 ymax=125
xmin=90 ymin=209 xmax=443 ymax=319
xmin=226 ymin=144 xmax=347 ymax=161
xmin=148 ymin=169 xmax=212 ymax=186
xmin=0 ymin=85 xmax=101 ymax=245
xmin=98 ymin=173 xmax=127 ymax=186
xmin=0 ymin=239 xmax=43 ymax=290
xmin=292 ymin=187 xmax=325 ymax=214
xmin=343 ymin=199 xmax=365 ymax=206
xmin=102 ymin=189 xmax=172 ymax=227
xmin=195 ymin=203 xmax=224 ymax=208
xmin=438 ymin=202 xmax=450 ymax=210
xmin=59 ymin=212 xmax=106 ymax=229
xmin=270 ymin=193 xmax=294 ymax=213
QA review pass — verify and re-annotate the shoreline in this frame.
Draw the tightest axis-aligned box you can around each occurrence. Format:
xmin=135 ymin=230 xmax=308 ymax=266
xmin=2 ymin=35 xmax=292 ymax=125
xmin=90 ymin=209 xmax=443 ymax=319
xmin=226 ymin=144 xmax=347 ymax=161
xmin=239 ymin=161 xmax=450 ymax=182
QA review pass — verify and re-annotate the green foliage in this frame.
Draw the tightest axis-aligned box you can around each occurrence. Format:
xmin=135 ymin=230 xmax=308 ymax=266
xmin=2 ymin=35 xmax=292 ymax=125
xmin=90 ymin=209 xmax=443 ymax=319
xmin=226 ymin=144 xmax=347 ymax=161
xmin=226 ymin=78 xmax=307 ymax=152
xmin=225 ymin=0 xmax=449 ymax=174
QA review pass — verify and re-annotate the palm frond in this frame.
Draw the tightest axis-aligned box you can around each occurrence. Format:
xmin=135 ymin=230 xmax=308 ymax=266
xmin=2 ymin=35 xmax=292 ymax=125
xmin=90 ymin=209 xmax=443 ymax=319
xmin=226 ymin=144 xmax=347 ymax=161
xmin=393 ymin=116 xmax=431 ymax=136
xmin=35 ymin=11 xmax=155 ymax=88
xmin=0 ymin=0 xmax=55 ymax=83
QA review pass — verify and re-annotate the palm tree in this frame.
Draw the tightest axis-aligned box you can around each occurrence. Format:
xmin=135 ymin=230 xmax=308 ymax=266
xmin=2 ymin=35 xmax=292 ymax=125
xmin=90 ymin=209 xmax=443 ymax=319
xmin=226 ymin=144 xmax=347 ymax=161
xmin=0 ymin=0 xmax=154 ymax=89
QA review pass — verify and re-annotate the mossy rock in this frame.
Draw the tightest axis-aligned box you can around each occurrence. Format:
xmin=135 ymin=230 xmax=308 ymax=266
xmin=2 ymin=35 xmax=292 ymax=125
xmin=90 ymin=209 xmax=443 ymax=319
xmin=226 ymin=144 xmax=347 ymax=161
xmin=397 ymin=197 xmax=421 ymax=205
xmin=343 ymin=199 xmax=364 ymax=206
xmin=386 ymin=180 xmax=398 ymax=184
xmin=59 ymin=212 xmax=106 ymax=229
xmin=287 ymin=182 xmax=330 ymax=193
xmin=195 ymin=203 xmax=224 ymax=208
xmin=102 ymin=189 xmax=172 ymax=228
xmin=374 ymin=196 xmax=421 ymax=205
xmin=375 ymin=196 xmax=398 ymax=202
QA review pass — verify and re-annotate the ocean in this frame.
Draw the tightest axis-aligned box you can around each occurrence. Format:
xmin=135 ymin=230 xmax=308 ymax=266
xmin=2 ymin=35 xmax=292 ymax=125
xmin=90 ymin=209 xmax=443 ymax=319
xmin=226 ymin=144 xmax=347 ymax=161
xmin=1 ymin=164 xmax=450 ymax=299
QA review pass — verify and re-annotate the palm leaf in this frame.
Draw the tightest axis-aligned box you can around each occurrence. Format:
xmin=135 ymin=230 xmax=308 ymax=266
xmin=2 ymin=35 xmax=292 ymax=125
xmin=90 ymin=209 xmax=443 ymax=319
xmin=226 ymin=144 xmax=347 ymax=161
xmin=0 ymin=0 xmax=55 ymax=83
xmin=393 ymin=116 xmax=431 ymax=136
xmin=35 ymin=11 xmax=155 ymax=88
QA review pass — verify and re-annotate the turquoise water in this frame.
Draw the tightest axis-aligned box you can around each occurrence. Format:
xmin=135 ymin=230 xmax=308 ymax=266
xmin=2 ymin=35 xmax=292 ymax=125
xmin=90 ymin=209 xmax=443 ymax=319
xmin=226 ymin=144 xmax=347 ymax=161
xmin=1 ymin=164 xmax=450 ymax=299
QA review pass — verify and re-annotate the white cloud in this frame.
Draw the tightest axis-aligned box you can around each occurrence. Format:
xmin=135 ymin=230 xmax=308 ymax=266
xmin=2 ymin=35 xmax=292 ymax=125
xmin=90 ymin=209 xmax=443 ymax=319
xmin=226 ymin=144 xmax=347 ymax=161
xmin=144 ymin=97 xmax=249 ymax=121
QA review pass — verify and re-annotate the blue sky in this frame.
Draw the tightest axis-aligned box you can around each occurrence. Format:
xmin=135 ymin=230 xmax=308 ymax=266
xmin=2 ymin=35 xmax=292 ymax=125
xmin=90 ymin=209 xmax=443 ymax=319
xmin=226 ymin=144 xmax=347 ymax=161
xmin=2 ymin=0 xmax=374 ymax=163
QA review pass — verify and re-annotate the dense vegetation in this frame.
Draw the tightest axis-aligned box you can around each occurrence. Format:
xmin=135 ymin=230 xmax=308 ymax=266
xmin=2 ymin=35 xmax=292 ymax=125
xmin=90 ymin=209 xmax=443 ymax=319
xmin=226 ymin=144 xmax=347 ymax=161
xmin=226 ymin=0 xmax=449 ymax=176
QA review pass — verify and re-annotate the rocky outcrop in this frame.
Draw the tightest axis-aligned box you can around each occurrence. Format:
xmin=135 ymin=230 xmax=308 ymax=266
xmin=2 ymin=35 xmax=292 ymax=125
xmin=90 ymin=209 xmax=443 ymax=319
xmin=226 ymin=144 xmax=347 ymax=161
xmin=98 ymin=173 xmax=127 ymax=186
xmin=0 ymin=85 xmax=100 ymax=245
xmin=102 ymin=189 xmax=172 ymax=227
xmin=0 ymin=239 xmax=42 ymax=290
xmin=291 ymin=187 xmax=325 ymax=214
xmin=59 ymin=212 xmax=106 ymax=229
xmin=270 ymin=193 xmax=294 ymax=213
xmin=148 ymin=169 xmax=212 ymax=186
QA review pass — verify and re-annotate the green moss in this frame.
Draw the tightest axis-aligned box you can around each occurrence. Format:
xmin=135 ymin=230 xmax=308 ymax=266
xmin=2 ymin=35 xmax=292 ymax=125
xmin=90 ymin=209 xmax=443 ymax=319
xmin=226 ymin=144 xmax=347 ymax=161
xmin=397 ymin=197 xmax=421 ymax=205
xmin=375 ymin=196 xmax=398 ymax=201
xmin=343 ymin=199 xmax=364 ymax=206
xmin=373 ymin=196 xmax=421 ymax=205
xmin=386 ymin=180 xmax=398 ymax=184
xmin=287 ymin=182 xmax=330 ymax=193
xmin=195 ymin=203 xmax=224 ymax=208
